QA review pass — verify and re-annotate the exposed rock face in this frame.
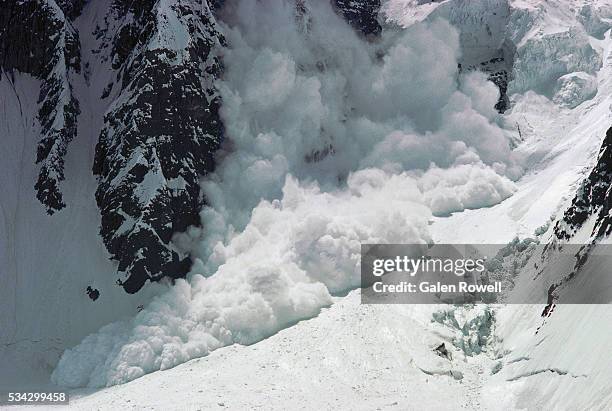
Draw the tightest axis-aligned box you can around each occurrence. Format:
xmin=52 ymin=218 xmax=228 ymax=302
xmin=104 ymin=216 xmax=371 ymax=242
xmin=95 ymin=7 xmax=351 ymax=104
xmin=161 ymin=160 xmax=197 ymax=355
xmin=555 ymin=126 xmax=612 ymax=241
xmin=333 ymin=0 xmax=381 ymax=36
xmin=0 ymin=0 xmax=81 ymax=213
xmin=91 ymin=0 xmax=225 ymax=293
xmin=54 ymin=0 xmax=85 ymax=19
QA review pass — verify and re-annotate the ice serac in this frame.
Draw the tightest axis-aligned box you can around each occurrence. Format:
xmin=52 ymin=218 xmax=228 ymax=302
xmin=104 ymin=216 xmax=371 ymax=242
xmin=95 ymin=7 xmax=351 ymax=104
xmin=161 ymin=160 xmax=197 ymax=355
xmin=91 ymin=0 xmax=224 ymax=293
xmin=435 ymin=0 xmax=515 ymax=112
xmin=381 ymin=0 xmax=610 ymax=113
xmin=0 ymin=0 xmax=82 ymax=213
xmin=504 ymin=0 xmax=606 ymax=98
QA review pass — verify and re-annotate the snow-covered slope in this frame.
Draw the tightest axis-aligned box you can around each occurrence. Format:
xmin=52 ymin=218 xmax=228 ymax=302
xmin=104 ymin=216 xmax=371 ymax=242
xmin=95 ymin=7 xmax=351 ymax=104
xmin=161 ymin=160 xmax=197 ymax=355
xmin=60 ymin=295 xmax=496 ymax=410
xmin=0 ymin=65 xmax=162 ymax=387
xmin=486 ymin=304 xmax=612 ymax=410
xmin=0 ymin=0 xmax=82 ymax=213
xmin=59 ymin=301 xmax=611 ymax=410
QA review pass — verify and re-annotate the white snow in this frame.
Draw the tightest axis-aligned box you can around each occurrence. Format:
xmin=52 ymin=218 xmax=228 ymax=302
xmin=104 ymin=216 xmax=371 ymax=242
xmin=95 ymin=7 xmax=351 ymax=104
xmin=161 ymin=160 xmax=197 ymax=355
xmin=485 ymin=304 xmax=612 ymax=410
xmin=53 ymin=301 xmax=612 ymax=410
xmin=553 ymin=71 xmax=598 ymax=108
xmin=50 ymin=172 xmax=433 ymax=388
xmin=54 ymin=295 xmax=489 ymax=410
xmin=431 ymin=20 xmax=612 ymax=243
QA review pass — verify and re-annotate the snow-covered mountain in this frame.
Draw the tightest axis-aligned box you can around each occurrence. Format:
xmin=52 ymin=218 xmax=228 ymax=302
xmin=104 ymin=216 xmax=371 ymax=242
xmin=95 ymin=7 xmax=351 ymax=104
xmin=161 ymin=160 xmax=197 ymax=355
xmin=1 ymin=0 xmax=611 ymax=409
xmin=556 ymin=126 xmax=612 ymax=242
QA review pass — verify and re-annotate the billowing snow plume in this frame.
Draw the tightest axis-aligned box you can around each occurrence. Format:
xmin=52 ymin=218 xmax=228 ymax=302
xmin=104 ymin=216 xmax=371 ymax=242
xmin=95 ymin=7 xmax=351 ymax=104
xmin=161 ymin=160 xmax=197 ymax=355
xmin=52 ymin=0 xmax=518 ymax=388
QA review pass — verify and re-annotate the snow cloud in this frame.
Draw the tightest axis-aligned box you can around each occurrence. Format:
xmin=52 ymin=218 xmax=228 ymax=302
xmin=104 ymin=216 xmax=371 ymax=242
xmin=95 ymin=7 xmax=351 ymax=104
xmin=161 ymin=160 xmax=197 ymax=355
xmin=52 ymin=0 xmax=519 ymax=388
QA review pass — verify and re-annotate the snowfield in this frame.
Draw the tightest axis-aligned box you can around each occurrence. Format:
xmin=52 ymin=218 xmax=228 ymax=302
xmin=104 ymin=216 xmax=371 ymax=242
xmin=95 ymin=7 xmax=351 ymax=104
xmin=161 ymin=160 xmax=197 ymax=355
xmin=64 ymin=295 xmax=474 ymax=410
xmin=41 ymin=299 xmax=612 ymax=410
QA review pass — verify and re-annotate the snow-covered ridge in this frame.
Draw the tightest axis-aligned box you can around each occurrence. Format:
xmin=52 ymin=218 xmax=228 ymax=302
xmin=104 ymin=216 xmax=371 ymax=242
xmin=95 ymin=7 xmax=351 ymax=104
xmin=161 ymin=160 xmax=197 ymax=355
xmin=0 ymin=0 xmax=226 ymax=387
xmin=555 ymin=126 xmax=612 ymax=241
xmin=1 ymin=0 xmax=226 ymax=297
xmin=514 ymin=126 xmax=612 ymax=306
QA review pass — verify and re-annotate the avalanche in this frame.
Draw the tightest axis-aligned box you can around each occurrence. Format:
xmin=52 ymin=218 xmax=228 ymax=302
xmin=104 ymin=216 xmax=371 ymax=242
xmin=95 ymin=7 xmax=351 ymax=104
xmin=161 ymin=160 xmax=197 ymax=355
xmin=3 ymin=0 xmax=611 ymax=409
xmin=51 ymin=0 xmax=519 ymax=388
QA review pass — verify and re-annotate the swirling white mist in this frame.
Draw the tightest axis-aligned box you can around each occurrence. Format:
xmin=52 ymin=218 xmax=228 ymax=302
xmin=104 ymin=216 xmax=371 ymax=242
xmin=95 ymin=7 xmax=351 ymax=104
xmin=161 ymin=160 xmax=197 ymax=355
xmin=52 ymin=0 xmax=520 ymax=388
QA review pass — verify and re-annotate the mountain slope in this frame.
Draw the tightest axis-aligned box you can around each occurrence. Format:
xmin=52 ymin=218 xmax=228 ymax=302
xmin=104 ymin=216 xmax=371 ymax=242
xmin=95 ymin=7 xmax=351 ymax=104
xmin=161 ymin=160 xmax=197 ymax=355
xmin=65 ymin=295 xmax=480 ymax=410
xmin=89 ymin=0 xmax=225 ymax=293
